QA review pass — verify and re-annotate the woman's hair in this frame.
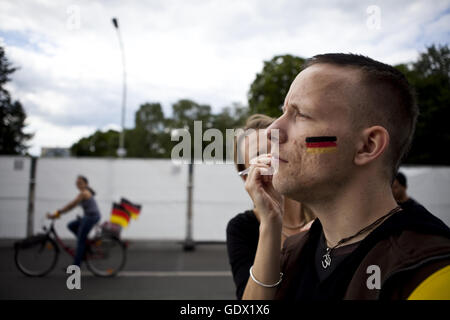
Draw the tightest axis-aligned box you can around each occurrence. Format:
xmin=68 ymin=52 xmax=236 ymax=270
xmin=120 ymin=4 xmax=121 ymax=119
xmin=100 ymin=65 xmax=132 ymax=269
xmin=234 ymin=114 xmax=276 ymax=173
xmin=77 ymin=175 xmax=96 ymax=196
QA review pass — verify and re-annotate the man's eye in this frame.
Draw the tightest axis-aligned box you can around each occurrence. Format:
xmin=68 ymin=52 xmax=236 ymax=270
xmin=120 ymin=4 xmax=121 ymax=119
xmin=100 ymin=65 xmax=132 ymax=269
xmin=296 ymin=111 xmax=309 ymax=119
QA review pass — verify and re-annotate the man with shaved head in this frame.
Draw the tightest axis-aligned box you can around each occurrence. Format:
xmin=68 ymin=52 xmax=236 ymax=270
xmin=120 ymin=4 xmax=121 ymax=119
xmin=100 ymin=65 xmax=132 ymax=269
xmin=242 ymin=53 xmax=450 ymax=300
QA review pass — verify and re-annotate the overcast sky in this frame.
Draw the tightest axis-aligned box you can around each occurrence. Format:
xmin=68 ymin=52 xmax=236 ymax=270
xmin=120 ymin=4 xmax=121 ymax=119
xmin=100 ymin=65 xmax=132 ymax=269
xmin=0 ymin=0 xmax=449 ymax=156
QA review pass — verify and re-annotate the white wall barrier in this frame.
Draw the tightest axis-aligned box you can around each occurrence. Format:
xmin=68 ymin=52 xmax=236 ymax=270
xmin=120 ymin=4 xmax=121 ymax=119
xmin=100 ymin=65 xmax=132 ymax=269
xmin=0 ymin=157 xmax=30 ymax=238
xmin=0 ymin=156 xmax=448 ymax=240
xmin=0 ymin=156 xmax=252 ymax=240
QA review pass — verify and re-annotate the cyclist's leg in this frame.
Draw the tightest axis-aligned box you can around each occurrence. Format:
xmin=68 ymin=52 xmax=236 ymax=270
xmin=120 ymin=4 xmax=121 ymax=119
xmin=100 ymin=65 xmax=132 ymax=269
xmin=73 ymin=215 xmax=100 ymax=266
xmin=67 ymin=218 xmax=80 ymax=236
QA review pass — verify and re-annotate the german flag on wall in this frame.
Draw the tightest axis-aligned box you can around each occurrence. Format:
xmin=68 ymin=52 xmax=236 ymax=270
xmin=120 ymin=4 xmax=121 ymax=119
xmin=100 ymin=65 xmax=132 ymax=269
xmin=306 ymin=136 xmax=337 ymax=154
xmin=110 ymin=203 xmax=131 ymax=227
xmin=120 ymin=198 xmax=142 ymax=220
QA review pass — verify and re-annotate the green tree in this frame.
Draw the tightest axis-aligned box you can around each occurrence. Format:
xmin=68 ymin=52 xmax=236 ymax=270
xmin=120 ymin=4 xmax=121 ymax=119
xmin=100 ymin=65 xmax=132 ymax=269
xmin=210 ymin=102 xmax=249 ymax=162
xmin=171 ymin=99 xmax=212 ymax=130
xmin=248 ymin=54 xmax=305 ymax=117
xmin=70 ymin=99 xmax=249 ymax=160
xmin=397 ymin=44 xmax=450 ymax=165
xmin=127 ymin=102 xmax=171 ymax=158
xmin=211 ymin=102 xmax=248 ymax=132
xmin=0 ymin=46 xmax=32 ymax=154
xmin=169 ymin=99 xmax=212 ymax=161
xmin=70 ymin=129 xmax=119 ymax=157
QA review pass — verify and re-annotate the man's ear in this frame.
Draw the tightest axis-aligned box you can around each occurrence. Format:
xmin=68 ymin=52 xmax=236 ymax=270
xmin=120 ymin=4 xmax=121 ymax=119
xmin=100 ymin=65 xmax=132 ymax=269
xmin=354 ymin=126 xmax=390 ymax=166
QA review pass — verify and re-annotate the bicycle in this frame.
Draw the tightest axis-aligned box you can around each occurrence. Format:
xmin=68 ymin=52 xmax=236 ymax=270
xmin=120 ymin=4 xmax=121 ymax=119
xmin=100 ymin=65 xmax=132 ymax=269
xmin=14 ymin=216 xmax=127 ymax=277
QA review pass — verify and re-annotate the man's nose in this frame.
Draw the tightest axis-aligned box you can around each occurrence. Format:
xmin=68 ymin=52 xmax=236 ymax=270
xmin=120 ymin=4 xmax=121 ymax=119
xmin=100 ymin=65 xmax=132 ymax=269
xmin=267 ymin=123 xmax=287 ymax=144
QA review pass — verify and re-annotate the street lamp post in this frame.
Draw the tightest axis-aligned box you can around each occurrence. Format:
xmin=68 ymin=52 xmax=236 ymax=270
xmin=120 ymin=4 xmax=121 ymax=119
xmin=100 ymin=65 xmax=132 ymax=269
xmin=112 ymin=17 xmax=127 ymax=158
xmin=183 ymin=162 xmax=195 ymax=251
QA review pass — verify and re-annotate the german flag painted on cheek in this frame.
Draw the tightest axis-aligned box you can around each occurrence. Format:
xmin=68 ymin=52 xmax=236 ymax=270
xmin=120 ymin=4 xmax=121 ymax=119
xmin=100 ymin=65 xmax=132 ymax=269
xmin=306 ymin=136 xmax=337 ymax=154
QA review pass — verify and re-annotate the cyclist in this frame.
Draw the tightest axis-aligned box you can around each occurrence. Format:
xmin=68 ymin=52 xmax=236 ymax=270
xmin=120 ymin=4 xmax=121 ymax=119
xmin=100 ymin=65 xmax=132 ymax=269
xmin=47 ymin=175 xmax=101 ymax=266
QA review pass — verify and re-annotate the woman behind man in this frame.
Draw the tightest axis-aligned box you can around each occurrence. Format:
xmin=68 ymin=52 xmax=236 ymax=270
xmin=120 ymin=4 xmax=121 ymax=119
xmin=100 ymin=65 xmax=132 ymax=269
xmin=226 ymin=114 xmax=315 ymax=300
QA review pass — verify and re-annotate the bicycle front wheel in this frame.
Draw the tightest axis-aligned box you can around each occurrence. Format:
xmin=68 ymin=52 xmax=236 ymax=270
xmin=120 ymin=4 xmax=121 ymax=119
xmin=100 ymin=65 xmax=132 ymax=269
xmin=14 ymin=235 xmax=59 ymax=277
xmin=85 ymin=236 xmax=126 ymax=277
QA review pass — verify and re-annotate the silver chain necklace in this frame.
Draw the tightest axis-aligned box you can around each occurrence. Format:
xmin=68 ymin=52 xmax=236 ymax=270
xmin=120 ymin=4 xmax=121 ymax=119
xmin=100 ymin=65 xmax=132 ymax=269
xmin=321 ymin=206 xmax=402 ymax=269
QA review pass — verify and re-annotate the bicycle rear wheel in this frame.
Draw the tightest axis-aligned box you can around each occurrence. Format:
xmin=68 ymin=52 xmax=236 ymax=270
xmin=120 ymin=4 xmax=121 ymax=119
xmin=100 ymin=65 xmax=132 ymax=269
xmin=14 ymin=235 xmax=59 ymax=277
xmin=85 ymin=236 xmax=126 ymax=277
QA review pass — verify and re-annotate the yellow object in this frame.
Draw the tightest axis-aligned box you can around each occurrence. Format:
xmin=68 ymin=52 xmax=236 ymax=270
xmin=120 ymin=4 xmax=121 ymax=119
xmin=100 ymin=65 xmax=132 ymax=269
xmin=110 ymin=215 xmax=128 ymax=227
xmin=306 ymin=147 xmax=337 ymax=154
xmin=408 ymin=265 xmax=450 ymax=300
xmin=54 ymin=210 xmax=60 ymax=218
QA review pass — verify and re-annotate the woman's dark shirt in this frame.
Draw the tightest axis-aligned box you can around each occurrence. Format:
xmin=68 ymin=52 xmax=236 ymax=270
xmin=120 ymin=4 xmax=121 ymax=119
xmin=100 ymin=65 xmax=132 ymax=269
xmin=80 ymin=195 xmax=101 ymax=217
xmin=226 ymin=210 xmax=260 ymax=300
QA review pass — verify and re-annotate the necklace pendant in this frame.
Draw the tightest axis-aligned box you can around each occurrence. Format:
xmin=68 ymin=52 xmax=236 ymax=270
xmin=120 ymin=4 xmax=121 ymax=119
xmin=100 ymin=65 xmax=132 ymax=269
xmin=322 ymin=248 xmax=332 ymax=269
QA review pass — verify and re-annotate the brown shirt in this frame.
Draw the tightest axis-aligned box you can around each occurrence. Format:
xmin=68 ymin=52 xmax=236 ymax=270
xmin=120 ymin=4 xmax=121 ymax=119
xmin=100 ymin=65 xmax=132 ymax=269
xmin=275 ymin=206 xmax=450 ymax=300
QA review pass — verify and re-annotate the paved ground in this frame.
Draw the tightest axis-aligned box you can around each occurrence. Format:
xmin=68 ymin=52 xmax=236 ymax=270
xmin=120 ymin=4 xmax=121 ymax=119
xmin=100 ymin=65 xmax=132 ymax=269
xmin=0 ymin=240 xmax=236 ymax=300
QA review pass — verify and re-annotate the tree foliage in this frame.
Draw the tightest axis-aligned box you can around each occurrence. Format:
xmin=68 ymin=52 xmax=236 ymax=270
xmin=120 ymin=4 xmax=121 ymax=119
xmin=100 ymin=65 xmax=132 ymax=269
xmin=71 ymin=100 xmax=248 ymax=159
xmin=127 ymin=102 xmax=170 ymax=158
xmin=0 ymin=46 xmax=32 ymax=155
xmin=248 ymin=54 xmax=305 ymax=117
xmin=70 ymin=129 xmax=120 ymax=157
xmin=396 ymin=44 xmax=450 ymax=165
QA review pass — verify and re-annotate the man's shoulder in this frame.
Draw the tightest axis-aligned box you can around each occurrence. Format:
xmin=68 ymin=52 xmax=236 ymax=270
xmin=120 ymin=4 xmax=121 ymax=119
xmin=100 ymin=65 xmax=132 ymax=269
xmin=371 ymin=205 xmax=450 ymax=267
xmin=345 ymin=207 xmax=450 ymax=299
xmin=395 ymin=204 xmax=450 ymax=238
xmin=377 ymin=254 xmax=450 ymax=300
xmin=406 ymin=263 xmax=450 ymax=300
xmin=370 ymin=228 xmax=450 ymax=285
xmin=394 ymin=229 xmax=450 ymax=253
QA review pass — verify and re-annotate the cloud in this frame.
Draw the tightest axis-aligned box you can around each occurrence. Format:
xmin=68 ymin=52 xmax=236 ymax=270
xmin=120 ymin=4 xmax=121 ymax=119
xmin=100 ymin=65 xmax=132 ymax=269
xmin=0 ymin=0 xmax=449 ymax=155
xmin=25 ymin=115 xmax=95 ymax=155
